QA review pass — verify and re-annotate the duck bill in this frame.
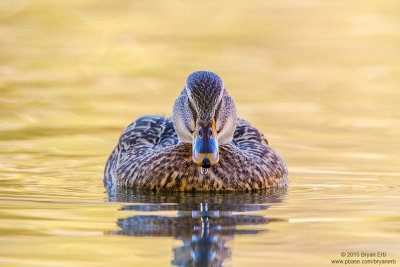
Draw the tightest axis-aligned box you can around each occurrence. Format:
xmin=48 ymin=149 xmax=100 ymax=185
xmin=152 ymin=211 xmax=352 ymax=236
xmin=192 ymin=119 xmax=219 ymax=168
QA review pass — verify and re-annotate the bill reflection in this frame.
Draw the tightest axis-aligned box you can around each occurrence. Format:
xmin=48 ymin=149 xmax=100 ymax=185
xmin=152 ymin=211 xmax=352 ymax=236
xmin=106 ymin=188 xmax=286 ymax=266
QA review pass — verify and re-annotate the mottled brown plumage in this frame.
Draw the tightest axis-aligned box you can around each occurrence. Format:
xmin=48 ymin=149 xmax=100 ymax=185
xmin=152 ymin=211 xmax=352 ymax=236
xmin=104 ymin=71 xmax=288 ymax=191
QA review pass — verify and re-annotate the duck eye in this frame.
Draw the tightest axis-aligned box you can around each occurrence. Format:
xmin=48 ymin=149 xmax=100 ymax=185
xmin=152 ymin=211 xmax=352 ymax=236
xmin=208 ymin=128 xmax=213 ymax=138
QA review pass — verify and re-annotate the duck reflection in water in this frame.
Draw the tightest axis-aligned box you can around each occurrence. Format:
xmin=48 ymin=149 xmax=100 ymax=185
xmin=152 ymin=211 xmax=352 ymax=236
xmin=106 ymin=187 xmax=287 ymax=267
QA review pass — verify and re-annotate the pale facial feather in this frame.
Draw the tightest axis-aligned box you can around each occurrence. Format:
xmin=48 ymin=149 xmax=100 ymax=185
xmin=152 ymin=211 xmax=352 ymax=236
xmin=173 ymin=90 xmax=237 ymax=145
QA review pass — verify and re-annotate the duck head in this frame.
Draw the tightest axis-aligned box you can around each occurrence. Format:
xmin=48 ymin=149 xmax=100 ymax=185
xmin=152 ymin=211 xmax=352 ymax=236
xmin=173 ymin=71 xmax=237 ymax=168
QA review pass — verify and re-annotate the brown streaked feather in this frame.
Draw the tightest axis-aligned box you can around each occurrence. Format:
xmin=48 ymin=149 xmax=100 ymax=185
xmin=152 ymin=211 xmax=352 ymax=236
xmin=104 ymin=116 xmax=288 ymax=191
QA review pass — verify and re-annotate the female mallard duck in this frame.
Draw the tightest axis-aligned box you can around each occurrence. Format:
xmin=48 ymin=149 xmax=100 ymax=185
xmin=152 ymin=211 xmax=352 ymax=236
xmin=104 ymin=71 xmax=288 ymax=191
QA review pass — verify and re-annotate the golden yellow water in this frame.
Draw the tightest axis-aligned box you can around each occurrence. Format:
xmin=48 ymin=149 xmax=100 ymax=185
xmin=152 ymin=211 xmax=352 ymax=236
xmin=1 ymin=0 xmax=400 ymax=266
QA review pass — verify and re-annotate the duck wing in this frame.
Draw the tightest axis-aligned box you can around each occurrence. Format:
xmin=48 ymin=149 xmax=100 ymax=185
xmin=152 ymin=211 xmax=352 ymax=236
xmin=104 ymin=115 xmax=178 ymax=185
